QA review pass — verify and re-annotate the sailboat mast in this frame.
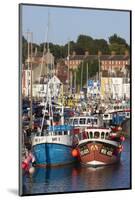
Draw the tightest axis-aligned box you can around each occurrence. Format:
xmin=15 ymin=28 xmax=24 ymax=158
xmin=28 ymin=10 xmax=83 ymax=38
xmin=81 ymin=61 xmax=83 ymax=91
xmin=30 ymin=32 xmax=33 ymax=130
xmin=26 ymin=31 xmax=30 ymax=97
xmin=67 ymin=41 xmax=70 ymax=94
xmin=98 ymin=55 xmax=100 ymax=82
xmin=87 ymin=62 xmax=88 ymax=96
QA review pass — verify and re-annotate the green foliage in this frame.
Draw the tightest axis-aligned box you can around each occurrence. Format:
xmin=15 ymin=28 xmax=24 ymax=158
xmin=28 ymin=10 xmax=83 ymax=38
xmin=94 ymin=39 xmax=109 ymax=54
xmin=109 ymin=43 xmax=129 ymax=55
xmin=22 ymin=33 xmax=129 ymax=64
xmin=76 ymin=34 xmax=94 ymax=53
xmin=22 ymin=36 xmax=40 ymax=64
xmin=108 ymin=34 xmax=129 ymax=54
xmin=22 ymin=36 xmax=28 ymax=64
xmin=109 ymin=34 xmax=127 ymax=45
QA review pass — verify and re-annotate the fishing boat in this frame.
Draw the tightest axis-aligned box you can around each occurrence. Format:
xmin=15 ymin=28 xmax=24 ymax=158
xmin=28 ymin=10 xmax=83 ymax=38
xmin=104 ymin=101 xmax=130 ymax=117
xmin=73 ymin=126 xmax=125 ymax=167
xmin=31 ymin=38 xmax=77 ymax=166
xmin=32 ymin=124 xmax=76 ymax=167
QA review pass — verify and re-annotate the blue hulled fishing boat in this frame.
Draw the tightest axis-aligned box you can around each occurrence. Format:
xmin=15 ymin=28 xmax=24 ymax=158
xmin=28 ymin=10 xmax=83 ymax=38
xmin=32 ymin=125 xmax=76 ymax=167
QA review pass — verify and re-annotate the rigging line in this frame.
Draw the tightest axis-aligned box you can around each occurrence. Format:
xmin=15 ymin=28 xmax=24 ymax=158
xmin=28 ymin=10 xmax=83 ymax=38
xmin=40 ymin=80 xmax=49 ymax=135
xmin=38 ymin=26 xmax=48 ymax=88
xmin=38 ymin=10 xmax=50 ymax=96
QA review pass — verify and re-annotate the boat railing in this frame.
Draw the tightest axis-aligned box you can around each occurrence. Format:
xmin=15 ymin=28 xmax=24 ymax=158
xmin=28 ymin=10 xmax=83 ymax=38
xmin=75 ymin=130 xmax=112 ymax=142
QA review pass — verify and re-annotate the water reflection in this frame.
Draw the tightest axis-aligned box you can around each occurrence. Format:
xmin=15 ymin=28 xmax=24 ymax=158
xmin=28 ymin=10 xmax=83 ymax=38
xmin=23 ymin=139 xmax=130 ymax=195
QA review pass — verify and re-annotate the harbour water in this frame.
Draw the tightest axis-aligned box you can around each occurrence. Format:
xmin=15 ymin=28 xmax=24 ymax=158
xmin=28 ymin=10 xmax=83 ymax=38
xmin=23 ymin=137 xmax=131 ymax=195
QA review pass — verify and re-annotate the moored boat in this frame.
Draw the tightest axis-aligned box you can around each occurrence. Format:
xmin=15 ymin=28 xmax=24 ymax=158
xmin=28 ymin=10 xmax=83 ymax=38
xmin=32 ymin=124 xmax=76 ymax=167
xmin=73 ymin=127 xmax=125 ymax=167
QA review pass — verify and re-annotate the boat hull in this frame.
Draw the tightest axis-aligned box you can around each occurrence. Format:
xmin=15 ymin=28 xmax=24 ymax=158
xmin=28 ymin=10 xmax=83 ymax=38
xmin=77 ymin=141 xmax=121 ymax=167
xmin=32 ymin=143 xmax=76 ymax=167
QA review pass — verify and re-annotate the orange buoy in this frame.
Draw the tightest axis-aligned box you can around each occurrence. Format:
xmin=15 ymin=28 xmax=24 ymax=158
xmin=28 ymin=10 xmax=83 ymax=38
xmin=71 ymin=149 xmax=78 ymax=157
xmin=22 ymin=161 xmax=28 ymax=170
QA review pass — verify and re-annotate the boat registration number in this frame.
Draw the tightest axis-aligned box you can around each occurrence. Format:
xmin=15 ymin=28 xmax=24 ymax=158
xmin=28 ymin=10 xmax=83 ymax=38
xmin=80 ymin=145 xmax=89 ymax=156
xmin=52 ymin=137 xmax=60 ymax=141
xmin=100 ymin=145 xmax=114 ymax=157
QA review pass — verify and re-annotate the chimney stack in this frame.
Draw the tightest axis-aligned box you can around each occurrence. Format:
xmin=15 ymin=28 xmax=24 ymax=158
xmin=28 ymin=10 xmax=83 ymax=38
xmin=111 ymin=51 xmax=116 ymax=56
xmin=98 ymin=51 xmax=102 ymax=56
xmin=72 ymin=51 xmax=76 ymax=56
xmin=124 ymin=50 xmax=129 ymax=57
xmin=85 ymin=50 xmax=89 ymax=56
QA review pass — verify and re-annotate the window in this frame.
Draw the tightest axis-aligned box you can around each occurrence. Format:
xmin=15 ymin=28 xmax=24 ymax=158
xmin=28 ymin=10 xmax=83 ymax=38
xmin=101 ymin=132 xmax=105 ymax=139
xmin=87 ymin=118 xmax=92 ymax=124
xmin=53 ymin=132 xmax=58 ymax=136
xmin=58 ymin=131 xmax=62 ymax=135
xmin=93 ymin=118 xmax=97 ymax=124
xmin=89 ymin=131 xmax=93 ymax=139
xmin=64 ymin=131 xmax=67 ymax=135
xmin=86 ymin=132 xmax=89 ymax=139
xmin=80 ymin=118 xmax=86 ymax=124
xmin=105 ymin=132 xmax=109 ymax=139
xmin=70 ymin=119 xmax=73 ymax=124
xmin=94 ymin=132 xmax=99 ymax=138
xmin=116 ymin=106 xmax=119 ymax=110
xmin=73 ymin=118 xmax=78 ymax=125
xmin=114 ymin=106 xmax=117 ymax=110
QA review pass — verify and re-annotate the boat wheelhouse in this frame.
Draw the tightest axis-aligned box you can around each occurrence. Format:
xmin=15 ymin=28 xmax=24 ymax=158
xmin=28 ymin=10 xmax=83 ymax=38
xmin=67 ymin=116 xmax=103 ymax=128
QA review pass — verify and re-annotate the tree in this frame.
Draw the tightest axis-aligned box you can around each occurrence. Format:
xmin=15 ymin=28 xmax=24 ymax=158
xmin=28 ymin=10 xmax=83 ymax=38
xmin=109 ymin=34 xmax=129 ymax=54
xmin=94 ymin=39 xmax=109 ymax=54
xmin=22 ymin=36 xmax=40 ymax=64
xmin=22 ymin=36 xmax=28 ymax=64
xmin=109 ymin=43 xmax=129 ymax=55
xmin=109 ymin=34 xmax=127 ymax=45
xmin=76 ymin=35 xmax=94 ymax=54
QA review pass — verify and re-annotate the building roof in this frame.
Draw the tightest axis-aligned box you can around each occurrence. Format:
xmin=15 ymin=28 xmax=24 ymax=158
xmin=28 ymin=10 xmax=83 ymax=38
xmin=48 ymin=75 xmax=62 ymax=85
xmin=100 ymin=55 xmax=129 ymax=61
xmin=64 ymin=54 xmax=129 ymax=61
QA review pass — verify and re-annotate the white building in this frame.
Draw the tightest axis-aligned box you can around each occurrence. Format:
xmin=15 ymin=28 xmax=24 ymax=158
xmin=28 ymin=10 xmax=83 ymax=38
xmin=101 ymin=77 xmax=130 ymax=100
xmin=32 ymin=75 xmax=62 ymax=99
xmin=22 ymin=69 xmax=31 ymax=97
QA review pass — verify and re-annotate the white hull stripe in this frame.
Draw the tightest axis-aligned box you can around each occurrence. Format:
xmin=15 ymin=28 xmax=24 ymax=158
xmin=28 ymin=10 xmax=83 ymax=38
xmin=32 ymin=135 xmax=73 ymax=146
xmin=86 ymin=160 xmax=106 ymax=165
xmin=79 ymin=138 xmax=119 ymax=146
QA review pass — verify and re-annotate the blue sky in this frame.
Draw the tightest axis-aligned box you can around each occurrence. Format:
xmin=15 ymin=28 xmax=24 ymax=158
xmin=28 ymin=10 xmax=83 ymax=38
xmin=22 ymin=5 xmax=130 ymax=45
